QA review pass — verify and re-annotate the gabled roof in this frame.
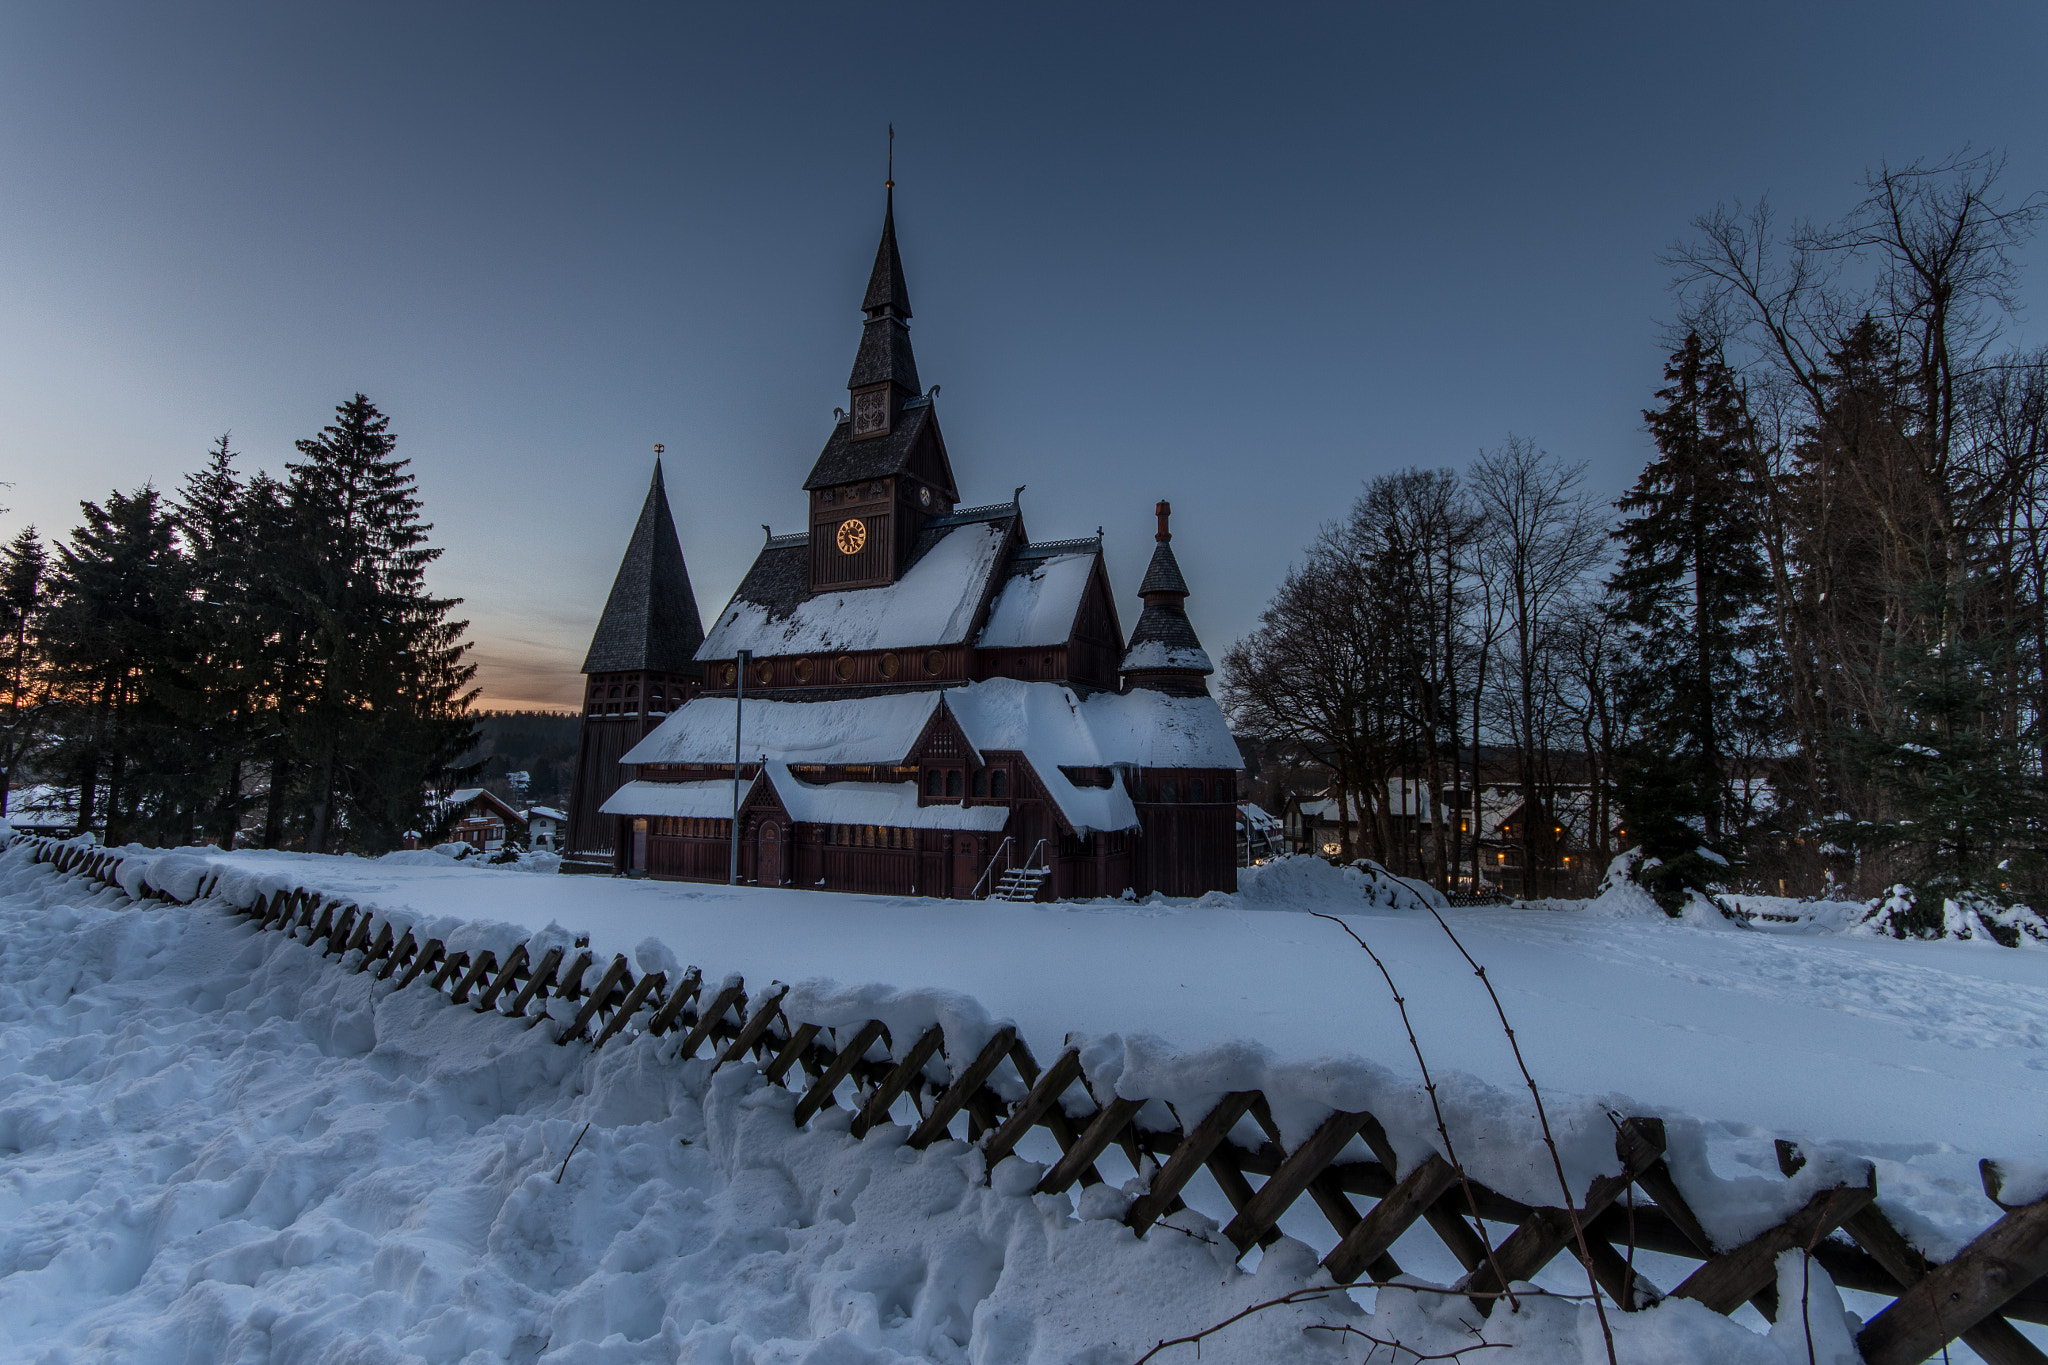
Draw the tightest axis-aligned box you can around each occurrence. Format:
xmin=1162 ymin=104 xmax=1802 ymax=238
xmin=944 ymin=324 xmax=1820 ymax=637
xmin=582 ymin=461 xmax=705 ymax=674
xmin=698 ymin=509 xmax=1015 ymax=659
xmin=804 ymin=397 xmax=941 ymax=490
xmin=619 ymin=677 xmax=1241 ymax=837
xmin=622 ymin=690 xmax=945 ymax=767
xmin=762 ymin=761 xmax=1008 ymax=832
xmin=977 ymin=550 xmax=1097 ymax=649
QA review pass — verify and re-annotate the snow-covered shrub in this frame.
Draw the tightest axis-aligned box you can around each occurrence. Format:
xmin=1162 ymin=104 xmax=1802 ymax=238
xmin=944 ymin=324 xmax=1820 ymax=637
xmin=1854 ymin=884 xmax=2047 ymax=945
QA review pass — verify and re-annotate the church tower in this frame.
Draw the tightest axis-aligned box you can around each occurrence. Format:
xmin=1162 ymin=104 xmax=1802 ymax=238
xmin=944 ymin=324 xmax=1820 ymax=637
xmin=563 ymin=460 xmax=704 ymax=869
xmin=802 ymin=188 xmax=961 ymax=593
xmin=1120 ymin=501 xmax=1214 ymax=696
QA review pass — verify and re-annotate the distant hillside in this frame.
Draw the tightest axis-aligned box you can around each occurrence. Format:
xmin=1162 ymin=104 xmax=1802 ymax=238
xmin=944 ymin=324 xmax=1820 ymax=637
xmin=460 ymin=711 xmax=580 ymax=812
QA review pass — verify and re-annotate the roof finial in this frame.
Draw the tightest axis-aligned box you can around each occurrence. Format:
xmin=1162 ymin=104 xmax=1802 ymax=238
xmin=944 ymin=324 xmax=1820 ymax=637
xmin=1156 ymin=500 xmax=1172 ymax=542
xmin=886 ymin=124 xmax=894 ymax=191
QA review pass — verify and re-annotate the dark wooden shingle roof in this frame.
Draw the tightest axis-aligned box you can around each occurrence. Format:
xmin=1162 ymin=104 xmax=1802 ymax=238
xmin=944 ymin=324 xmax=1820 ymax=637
xmin=581 ymin=461 xmax=705 ymax=674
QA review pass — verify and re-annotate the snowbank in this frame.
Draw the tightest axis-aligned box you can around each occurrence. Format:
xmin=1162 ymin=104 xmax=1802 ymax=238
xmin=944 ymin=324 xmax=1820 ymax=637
xmin=0 ymin=844 xmax=1915 ymax=1364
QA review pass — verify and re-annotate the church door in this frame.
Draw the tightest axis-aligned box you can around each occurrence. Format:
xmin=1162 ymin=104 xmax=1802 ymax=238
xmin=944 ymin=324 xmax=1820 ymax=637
xmin=954 ymin=835 xmax=980 ymax=898
xmin=758 ymin=822 xmax=782 ymax=887
xmin=631 ymin=819 xmax=648 ymax=874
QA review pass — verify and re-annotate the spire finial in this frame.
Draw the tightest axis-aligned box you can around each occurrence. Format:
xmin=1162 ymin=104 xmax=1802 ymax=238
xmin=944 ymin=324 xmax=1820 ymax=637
xmin=1156 ymin=500 xmax=1172 ymax=542
xmin=886 ymin=124 xmax=894 ymax=191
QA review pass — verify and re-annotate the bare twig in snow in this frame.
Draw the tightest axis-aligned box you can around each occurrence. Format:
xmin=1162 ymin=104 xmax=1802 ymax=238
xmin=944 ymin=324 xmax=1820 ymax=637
xmin=1310 ymin=911 xmax=1519 ymax=1311
xmin=1131 ymin=1287 xmax=1334 ymax=1363
xmin=555 ymin=1122 xmax=590 ymax=1184
xmin=1307 ymin=1322 xmax=1509 ymax=1361
xmin=1426 ymin=908 xmax=1617 ymax=1365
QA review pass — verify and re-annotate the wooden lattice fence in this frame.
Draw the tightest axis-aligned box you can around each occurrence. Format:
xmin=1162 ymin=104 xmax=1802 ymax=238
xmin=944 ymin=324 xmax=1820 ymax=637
xmin=17 ymin=834 xmax=2048 ymax=1365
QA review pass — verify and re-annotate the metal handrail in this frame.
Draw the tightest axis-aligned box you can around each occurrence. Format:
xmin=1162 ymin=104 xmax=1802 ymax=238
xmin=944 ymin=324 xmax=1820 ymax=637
xmin=1019 ymin=838 xmax=1048 ymax=872
xmin=971 ymin=837 xmax=1016 ymax=899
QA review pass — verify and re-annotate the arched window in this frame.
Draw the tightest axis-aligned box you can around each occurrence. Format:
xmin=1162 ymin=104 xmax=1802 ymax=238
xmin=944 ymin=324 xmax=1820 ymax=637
xmin=946 ymin=770 xmax=963 ymax=798
xmin=991 ymin=770 xmax=1008 ymax=798
xmin=1161 ymin=779 xmax=1178 ymax=803
xmin=1190 ymin=779 xmax=1205 ymax=802
xmin=973 ymin=769 xmax=988 ymax=798
xmin=925 ymin=769 xmax=942 ymax=797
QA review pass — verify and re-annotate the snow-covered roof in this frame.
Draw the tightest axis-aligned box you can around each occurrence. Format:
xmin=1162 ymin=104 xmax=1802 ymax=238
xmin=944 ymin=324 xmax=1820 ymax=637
xmin=600 ymin=781 xmax=742 ymax=820
xmin=1238 ymin=803 xmax=1282 ymax=832
xmin=622 ymin=678 xmax=1238 ymax=839
xmin=945 ymin=678 xmax=1240 ymax=836
xmin=763 ymin=762 xmax=1010 ymax=832
xmin=622 ymin=690 xmax=944 ymax=767
xmin=697 ymin=519 xmax=1008 ymax=659
xmin=1120 ymin=639 xmax=1213 ymax=672
xmin=525 ymin=806 xmax=566 ymax=822
xmin=976 ymin=553 xmax=1093 ymax=650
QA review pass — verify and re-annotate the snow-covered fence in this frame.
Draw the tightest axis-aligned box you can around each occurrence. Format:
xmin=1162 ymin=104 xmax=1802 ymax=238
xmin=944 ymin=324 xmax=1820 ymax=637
xmin=16 ymin=832 xmax=2048 ymax=1365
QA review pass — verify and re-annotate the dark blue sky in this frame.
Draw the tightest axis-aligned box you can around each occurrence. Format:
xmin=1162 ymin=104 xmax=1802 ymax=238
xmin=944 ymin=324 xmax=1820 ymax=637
xmin=3 ymin=3 xmax=2044 ymax=706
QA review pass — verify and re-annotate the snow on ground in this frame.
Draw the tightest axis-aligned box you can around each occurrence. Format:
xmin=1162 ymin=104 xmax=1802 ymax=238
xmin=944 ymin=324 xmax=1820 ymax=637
xmin=4 ymin=841 xmax=2045 ymax=1362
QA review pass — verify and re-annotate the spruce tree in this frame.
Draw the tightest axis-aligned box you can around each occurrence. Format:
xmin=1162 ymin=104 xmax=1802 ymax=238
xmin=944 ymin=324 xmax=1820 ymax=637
xmin=38 ymin=487 xmax=191 ymax=843
xmin=0 ymin=527 xmax=49 ymax=813
xmin=171 ymin=436 xmax=272 ymax=845
xmin=285 ymin=396 xmax=478 ymax=852
xmin=1609 ymin=334 xmax=1775 ymax=906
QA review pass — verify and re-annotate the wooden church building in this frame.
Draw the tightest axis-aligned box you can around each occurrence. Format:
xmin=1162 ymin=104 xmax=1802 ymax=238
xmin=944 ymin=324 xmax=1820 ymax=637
xmin=564 ymin=191 xmax=1240 ymax=899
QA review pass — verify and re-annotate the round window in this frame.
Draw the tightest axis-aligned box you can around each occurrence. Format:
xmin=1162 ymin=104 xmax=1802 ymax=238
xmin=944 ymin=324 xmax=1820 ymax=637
xmin=924 ymin=650 xmax=944 ymax=676
xmin=755 ymin=662 xmax=772 ymax=686
xmin=879 ymin=652 xmax=900 ymax=678
xmin=721 ymin=664 xmax=736 ymax=686
xmin=794 ymin=658 xmax=814 ymax=684
xmin=833 ymin=655 xmax=854 ymax=681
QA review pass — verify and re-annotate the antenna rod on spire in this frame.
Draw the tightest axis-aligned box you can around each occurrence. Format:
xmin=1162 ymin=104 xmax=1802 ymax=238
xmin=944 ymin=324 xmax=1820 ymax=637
xmin=886 ymin=124 xmax=894 ymax=189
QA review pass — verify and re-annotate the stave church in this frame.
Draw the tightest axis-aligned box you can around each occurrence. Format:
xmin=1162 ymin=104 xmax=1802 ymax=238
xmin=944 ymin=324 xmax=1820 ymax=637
xmin=562 ymin=190 xmax=1240 ymax=900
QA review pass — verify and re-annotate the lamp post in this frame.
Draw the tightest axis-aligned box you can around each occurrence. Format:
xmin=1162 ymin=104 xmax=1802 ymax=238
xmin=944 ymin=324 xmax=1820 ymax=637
xmin=729 ymin=649 xmax=749 ymax=886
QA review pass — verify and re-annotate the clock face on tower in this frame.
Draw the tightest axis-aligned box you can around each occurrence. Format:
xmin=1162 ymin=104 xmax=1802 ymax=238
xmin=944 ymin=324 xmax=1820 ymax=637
xmin=836 ymin=518 xmax=868 ymax=555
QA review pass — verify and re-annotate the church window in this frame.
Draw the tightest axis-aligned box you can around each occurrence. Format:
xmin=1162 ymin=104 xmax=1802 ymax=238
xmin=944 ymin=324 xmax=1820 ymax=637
xmin=925 ymin=770 xmax=942 ymax=797
xmin=720 ymin=664 xmax=735 ymax=686
xmin=946 ymin=770 xmax=963 ymax=798
xmin=972 ymin=769 xmax=987 ymax=798
xmin=1190 ymin=779 xmax=1205 ymax=802
xmin=924 ymin=650 xmax=944 ymax=676
xmin=755 ymin=662 xmax=771 ymax=686
xmin=1161 ymin=779 xmax=1178 ymax=802
xmin=833 ymin=655 xmax=854 ymax=681
xmin=879 ymin=652 xmax=899 ymax=678
xmin=794 ymin=659 xmax=814 ymax=683
xmin=991 ymin=770 xmax=1008 ymax=798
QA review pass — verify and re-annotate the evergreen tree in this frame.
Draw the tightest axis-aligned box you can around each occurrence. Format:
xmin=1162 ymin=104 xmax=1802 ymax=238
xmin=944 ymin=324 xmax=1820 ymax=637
xmin=0 ymin=527 xmax=49 ymax=813
xmin=285 ymin=396 xmax=478 ymax=852
xmin=38 ymin=487 xmax=192 ymax=843
xmin=1609 ymin=334 xmax=1775 ymax=903
xmin=171 ymin=436 xmax=271 ymax=845
xmin=1831 ymin=592 xmax=2046 ymax=909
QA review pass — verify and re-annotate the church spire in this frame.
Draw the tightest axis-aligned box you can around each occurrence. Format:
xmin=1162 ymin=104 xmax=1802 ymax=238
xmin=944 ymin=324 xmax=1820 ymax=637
xmin=848 ymin=173 xmax=921 ymax=416
xmin=1120 ymin=500 xmax=1214 ymax=696
xmin=581 ymin=459 xmax=705 ymax=674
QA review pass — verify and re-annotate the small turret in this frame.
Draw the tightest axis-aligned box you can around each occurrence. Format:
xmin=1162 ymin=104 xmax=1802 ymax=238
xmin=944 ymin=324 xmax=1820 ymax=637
xmin=1120 ymin=500 xmax=1213 ymax=696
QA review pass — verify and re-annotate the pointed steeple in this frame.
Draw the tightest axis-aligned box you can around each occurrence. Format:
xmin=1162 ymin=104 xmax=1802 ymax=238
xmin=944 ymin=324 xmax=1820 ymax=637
xmin=1121 ymin=500 xmax=1213 ymax=696
xmin=581 ymin=460 xmax=705 ymax=674
xmin=848 ymin=187 xmax=922 ymax=403
xmin=861 ymin=188 xmax=912 ymax=320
